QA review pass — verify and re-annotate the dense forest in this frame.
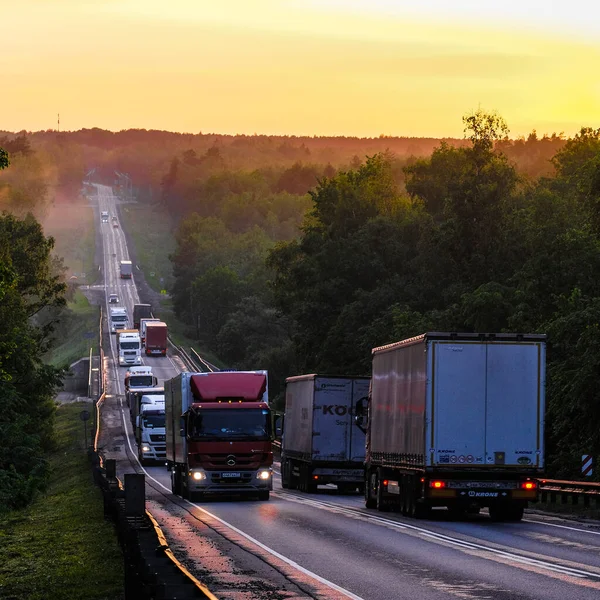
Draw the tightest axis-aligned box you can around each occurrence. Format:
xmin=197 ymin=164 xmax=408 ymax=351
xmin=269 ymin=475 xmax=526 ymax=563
xmin=0 ymin=114 xmax=598 ymax=507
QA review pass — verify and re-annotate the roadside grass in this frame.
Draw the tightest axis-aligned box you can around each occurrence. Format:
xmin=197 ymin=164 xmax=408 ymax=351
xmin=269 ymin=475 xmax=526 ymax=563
xmin=45 ymin=290 xmax=100 ymax=368
xmin=119 ymin=202 xmax=175 ymax=293
xmin=42 ymin=201 xmax=98 ymax=285
xmin=0 ymin=402 xmax=124 ymax=600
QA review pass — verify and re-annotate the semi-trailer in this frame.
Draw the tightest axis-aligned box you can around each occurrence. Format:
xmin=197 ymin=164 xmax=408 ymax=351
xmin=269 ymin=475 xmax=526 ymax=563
xmin=280 ymin=374 xmax=369 ymax=493
xmin=133 ymin=303 xmax=152 ymax=329
xmin=140 ymin=318 xmax=161 ymax=345
xmin=165 ymin=371 xmax=273 ymax=501
xmin=358 ymin=332 xmax=546 ymax=521
xmin=119 ymin=260 xmax=133 ymax=279
xmin=145 ymin=321 xmax=168 ymax=356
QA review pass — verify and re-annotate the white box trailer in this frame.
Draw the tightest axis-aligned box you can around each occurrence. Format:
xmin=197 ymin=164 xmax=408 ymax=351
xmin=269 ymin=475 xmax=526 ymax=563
xmin=280 ymin=375 xmax=370 ymax=493
xmin=120 ymin=260 xmax=133 ymax=279
xmin=362 ymin=332 xmax=546 ymax=521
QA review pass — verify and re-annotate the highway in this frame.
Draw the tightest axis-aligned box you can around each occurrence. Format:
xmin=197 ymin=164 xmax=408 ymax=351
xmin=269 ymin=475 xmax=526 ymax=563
xmin=91 ymin=184 xmax=600 ymax=600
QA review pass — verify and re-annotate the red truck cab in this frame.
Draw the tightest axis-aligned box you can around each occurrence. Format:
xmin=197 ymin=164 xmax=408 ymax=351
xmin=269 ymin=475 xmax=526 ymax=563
xmin=166 ymin=371 xmax=273 ymax=501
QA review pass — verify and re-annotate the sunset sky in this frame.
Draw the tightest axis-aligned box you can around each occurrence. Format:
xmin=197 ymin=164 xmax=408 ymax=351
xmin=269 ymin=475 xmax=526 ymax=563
xmin=3 ymin=0 xmax=600 ymax=138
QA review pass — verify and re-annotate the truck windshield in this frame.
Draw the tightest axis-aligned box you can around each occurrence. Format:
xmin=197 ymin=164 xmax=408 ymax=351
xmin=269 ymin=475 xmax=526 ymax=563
xmin=143 ymin=414 xmax=165 ymax=428
xmin=189 ymin=409 xmax=271 ymax=441
xmin=120 ymin=341 xmax=140 ymax=349
xmin=130 ymin=376 xmax=154 ymax=387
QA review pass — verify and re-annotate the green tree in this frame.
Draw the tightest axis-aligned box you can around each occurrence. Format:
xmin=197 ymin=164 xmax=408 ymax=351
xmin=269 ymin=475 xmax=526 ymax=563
xmin=0 ymin=147 xmax=9 ymax=170
xmin=0 ymin=212 xmax=66 ymax=511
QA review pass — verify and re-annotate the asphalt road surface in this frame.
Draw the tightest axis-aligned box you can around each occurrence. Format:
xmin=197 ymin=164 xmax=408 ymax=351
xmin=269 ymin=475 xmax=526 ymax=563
xmin=91 ymin=184 xmax=600 ymax=600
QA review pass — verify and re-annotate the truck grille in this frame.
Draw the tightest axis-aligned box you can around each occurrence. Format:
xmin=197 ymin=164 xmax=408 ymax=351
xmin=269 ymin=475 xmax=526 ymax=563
xmin=150 ymin=434 xmax=165 ymax=442
xmin=198 ymin=452 xmax=264 ymax=469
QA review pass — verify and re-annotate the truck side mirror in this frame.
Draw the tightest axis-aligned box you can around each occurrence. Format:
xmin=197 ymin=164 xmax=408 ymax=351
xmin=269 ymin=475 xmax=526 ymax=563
xmin=274 ymin=415 xmax=283 ymax=437
xmin=354 ymin=396 xmax=369 ymax=433
xmin=135 ymin=416 xmax=140 ymax=428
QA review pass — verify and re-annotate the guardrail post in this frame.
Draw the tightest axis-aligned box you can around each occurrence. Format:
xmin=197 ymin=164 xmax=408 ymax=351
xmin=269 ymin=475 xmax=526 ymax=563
xmin=125 ymin=473 xmax=145 ymax=517
xmin=105 ymin=459 xmax=116 ymax=480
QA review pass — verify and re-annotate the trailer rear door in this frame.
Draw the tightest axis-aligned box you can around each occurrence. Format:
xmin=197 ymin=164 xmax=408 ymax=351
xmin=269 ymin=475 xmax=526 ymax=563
xmin=432 ymin=342 xmax=487 ymax=466
xmin=485 ymin=343 xmax=544 ymax=467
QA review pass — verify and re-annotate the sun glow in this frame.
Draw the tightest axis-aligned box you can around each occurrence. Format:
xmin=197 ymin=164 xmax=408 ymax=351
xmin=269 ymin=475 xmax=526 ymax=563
xmin=2 ymin=0 xmax=599 ymax=136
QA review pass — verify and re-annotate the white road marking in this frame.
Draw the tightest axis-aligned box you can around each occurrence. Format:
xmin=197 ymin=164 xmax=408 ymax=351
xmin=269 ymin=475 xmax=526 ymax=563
xmin=523 ymin=518 xmax=600 ymax=536
xmin=275 ymin=493 xmax=600 ymax=580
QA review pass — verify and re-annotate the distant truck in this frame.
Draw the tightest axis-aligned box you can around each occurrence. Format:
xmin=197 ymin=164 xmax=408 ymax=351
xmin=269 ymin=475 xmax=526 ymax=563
xmin=120 ymin=260 xmax=133 ymax=279
xmin=359 ymin=332 xmax=546 ymax=521
xmin=129 ymin=386 xmax=164 ymax=427
xmin=109 ymin=307 xmax=128 ymax=334
xmin=133 ymin=304 xmax=152 ymax=329
xmin=165 ymin=371 xmax=272 ymax=501
xmin=116 ymin=329 xmax=142 ymax=367
xmin=140 ymin=318 xmax=161 ymax=345
xmin=280 ymin=375 xmax=369 ymax=493
xmin=101 ymin=210 xmax=109 ymax=223
xmin=136 ymin=395 xmax=166 ymax=465
xmin=145 ymin=321 xmax=168 ymax=356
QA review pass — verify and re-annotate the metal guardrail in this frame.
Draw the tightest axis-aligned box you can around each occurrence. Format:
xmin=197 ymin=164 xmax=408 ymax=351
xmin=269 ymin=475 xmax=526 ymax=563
xmin=539 ymin=478 xmax=600 ymax=508
xmin=90 ymin=459 xmax=217 ymax=600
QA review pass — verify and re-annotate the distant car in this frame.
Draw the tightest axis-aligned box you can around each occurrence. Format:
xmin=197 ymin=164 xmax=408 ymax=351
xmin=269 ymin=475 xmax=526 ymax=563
xmin=113 ymin=222 xmax=119 ymax=228
xmin=109 ymin=294 xmax=119 ymax=303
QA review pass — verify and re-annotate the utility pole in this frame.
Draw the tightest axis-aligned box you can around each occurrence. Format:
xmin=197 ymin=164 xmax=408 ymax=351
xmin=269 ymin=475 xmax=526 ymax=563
xmin=57 ymin=113 xmax=60 ymax=132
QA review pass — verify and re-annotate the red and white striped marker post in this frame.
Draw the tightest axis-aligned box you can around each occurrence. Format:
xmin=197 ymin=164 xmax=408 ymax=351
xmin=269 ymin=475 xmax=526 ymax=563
xmin=582 ymin=454 xmax=593 ymax=477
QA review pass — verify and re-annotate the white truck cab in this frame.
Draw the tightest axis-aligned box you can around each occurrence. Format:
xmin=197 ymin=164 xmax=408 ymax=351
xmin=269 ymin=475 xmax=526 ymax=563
xmin=117 ymin=330 xmax=142 ymax=367
xmin=136 ymin=395 xmax=166 ymax=465
xmin=109 ymin=307 xmax=128 ymax=334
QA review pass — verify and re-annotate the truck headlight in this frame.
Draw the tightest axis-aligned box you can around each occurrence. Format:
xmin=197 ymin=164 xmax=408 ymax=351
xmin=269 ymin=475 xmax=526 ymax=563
xmin=141 ymin=445 xmax=151 ymax=453
xmin=257 ymin=469 xmax=271 ymax=480
xmin=190 ymin=470 xmax=207 ymax=481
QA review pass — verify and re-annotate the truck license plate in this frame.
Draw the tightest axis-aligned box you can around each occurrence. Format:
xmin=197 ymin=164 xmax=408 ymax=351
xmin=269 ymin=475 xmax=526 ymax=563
xmin=222 ymin=472 xmax=240 ymax=478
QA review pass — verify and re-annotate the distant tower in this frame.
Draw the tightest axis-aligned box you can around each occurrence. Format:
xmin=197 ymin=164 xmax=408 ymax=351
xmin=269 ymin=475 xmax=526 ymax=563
xmin=57 ymin=113 xmax=60 ymax=132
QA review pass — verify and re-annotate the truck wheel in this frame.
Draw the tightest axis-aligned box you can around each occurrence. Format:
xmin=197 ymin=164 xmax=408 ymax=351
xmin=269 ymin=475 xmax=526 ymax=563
xmin=365 ymin=471 xmax=376 ymax=509
xmin=399 ymin=475 xmax=407 ymax=515
xmin=258 ymin=491 xmax=270 ymax=501
xmin=180 ymin=476 xmax=190 ymax=500
xmin=281 ymin=460 xmax=290 ymax=489
xmin=414 ymin=501 xmax=431 ymax=519
xmin=507 ymin=505 xmax=524 ymax=522
xmin=404 ymin=476 xmax=415 ymax=517
xmin=376 ymin=470 xmax=389 ymax=512
xmin=171 ymin=468 xmax=181 ymax=496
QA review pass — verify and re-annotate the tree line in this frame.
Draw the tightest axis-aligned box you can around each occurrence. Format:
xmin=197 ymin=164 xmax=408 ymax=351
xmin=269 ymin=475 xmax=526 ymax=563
xmin=0 ymin=115 xmax=596 ymax=511
xmin=168 ymin=112 xmax=600 ymax=480
xmin=0 ymin=143 xmax=71 ymax=512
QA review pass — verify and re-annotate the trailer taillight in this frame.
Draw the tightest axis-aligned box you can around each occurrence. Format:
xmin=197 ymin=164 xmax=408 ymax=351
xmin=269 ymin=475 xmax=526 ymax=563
xmin=313 ymin=475 xmax=319 ymax=480
xmin=430 ymin=480 xmax=446 ymax=489
xmin=521 ymin=481 xmax=537 ymax=490
xmin=383 ymin=480 xmax=389 ymax=486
